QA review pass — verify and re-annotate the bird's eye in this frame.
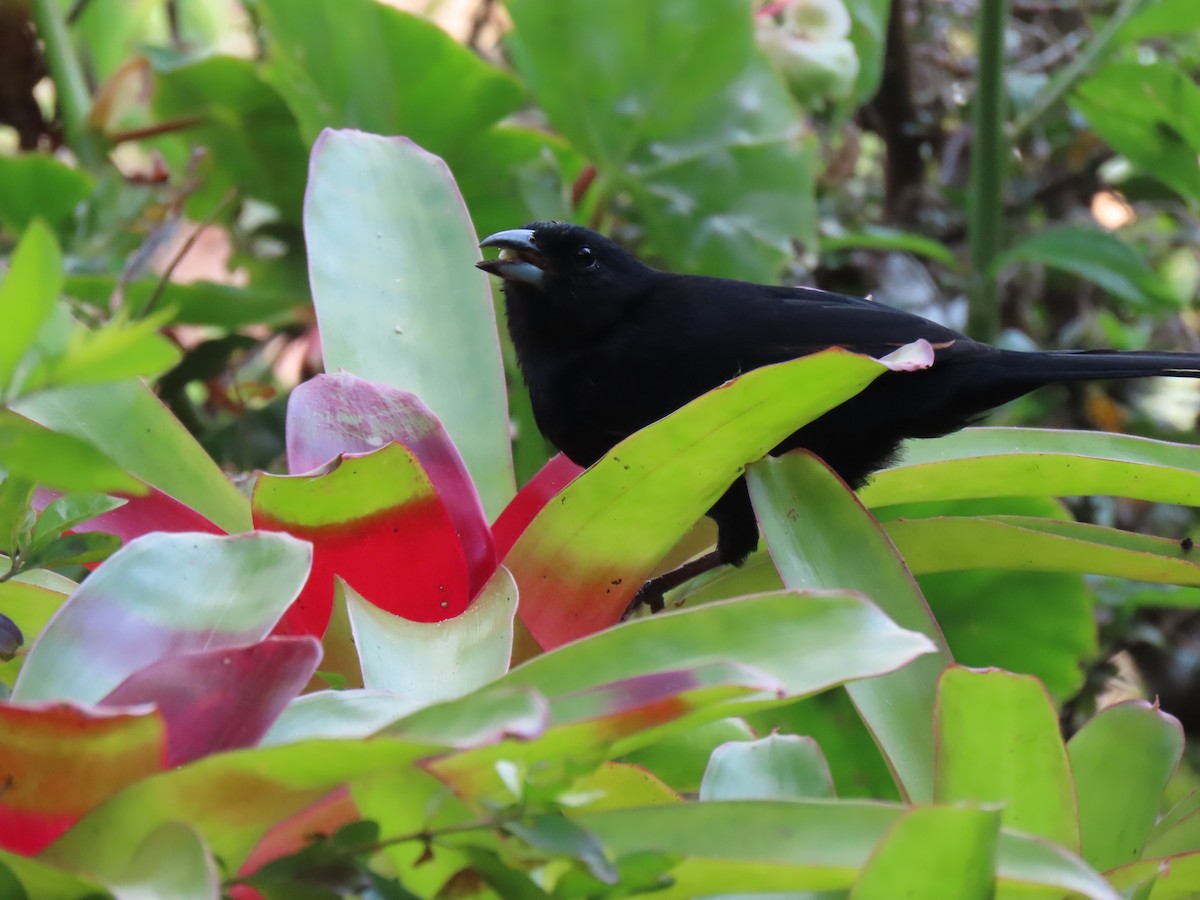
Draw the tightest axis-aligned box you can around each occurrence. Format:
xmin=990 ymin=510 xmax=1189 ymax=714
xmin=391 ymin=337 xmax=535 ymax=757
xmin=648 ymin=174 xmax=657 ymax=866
xmin=575 ymin=245 xmax=597 ymax=269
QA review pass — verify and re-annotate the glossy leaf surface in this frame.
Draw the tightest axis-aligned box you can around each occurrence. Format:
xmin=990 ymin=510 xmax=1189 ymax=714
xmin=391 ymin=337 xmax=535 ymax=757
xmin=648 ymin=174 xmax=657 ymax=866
xmin=13 ymin=532 xmax=312 ymax=704
xmin=303 ymin=129 xmax=514 ymax=517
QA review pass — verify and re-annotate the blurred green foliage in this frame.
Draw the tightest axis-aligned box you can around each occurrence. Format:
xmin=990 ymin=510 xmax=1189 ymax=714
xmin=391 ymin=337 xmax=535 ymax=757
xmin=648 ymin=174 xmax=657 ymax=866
xmin=2 ymin=0 xmax=1200 ymax=895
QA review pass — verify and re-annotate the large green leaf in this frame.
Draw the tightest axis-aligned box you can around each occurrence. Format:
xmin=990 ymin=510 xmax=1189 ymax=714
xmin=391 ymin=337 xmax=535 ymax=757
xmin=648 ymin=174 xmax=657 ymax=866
xmin=507 ymin=346 xmax=905 ymax=648
xmin=1147 ymin=790 xmax=1200 ymax=859
xmin=0 ymin=410 xmax=143 ymax=494
xmin=917 ymin=567 xmax=1094 ymax=701
xmin=257 ymin=0 xmax=523 ymax=148
xmin=0 ymin=848 xmax=109 ymax=899
xmin=993 ymin=226 xmax=1181 ymax=309
xmin=674 ymin=495 xmax=1098 ymax=700
xmin=844 ymin=0 xmax=892 ymax=105
xmin=624 ymin=718 xmax=756 ymax=794
xmin=12 ymin=532 xmax=312 ymax=704
xmin=1107 ymin=852 xmax=1200 ymax=898
xmin=505 ymin=0 xmax=815 ymax=281
xmin=934 ymin=667 xmax=1078 ymax=851
xmin=889 ymin=515 xmax=1200 ymax=585
xmin=748 ymin=451 xmax=950 ymax=803
xmin=304 ymin=129 xmax=514 ymax=518
xmin=101 ymin=822 xmax=218 ymax=900
xmin=1117 ymin=0 xmax=1200 ymax=42
xmin=1071 ymin=61 xmax=1200 ymax=201
xmin=573 ymin=802 xmax=1119 ymax=899
xmin=1068 ymin=701 xmax=1183 ymax=871
xmin=849 ymin=806 xmax=1000 ymax=900
xmin=14 ymin=380 xmax=251 ymax=533
xmin=861 ymin=427 xmax=1200 ymax=509
xmin=0 ymin=155 xmax=91 ymax=237
xmin=267 ymin=588 xmax=933 ymax=754
xmin=502 ymin=590 xmax=934 ymax=714
xmin=0 ymin=221 xmax=62 ymax=394
xmin=151 ymin=53 xmax=309 ymax=221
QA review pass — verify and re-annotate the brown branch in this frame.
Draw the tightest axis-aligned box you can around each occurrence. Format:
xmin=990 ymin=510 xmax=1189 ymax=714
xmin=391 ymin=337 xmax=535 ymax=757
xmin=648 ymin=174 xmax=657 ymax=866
xmin=107 ymin=115 xmax=204 ymax=145
xmin=466 ymin=0 xmax=497 ymax=52
xmin=142 ymin=188 xmax=239 ymax=317
xmin=859 ymin=0 xmax=930 ymax=225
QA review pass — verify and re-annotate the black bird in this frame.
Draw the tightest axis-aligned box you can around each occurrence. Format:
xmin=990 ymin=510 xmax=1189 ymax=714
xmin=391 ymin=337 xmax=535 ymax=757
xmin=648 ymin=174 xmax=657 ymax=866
xmin=478 ymin=221 xmax=1200 ymax=613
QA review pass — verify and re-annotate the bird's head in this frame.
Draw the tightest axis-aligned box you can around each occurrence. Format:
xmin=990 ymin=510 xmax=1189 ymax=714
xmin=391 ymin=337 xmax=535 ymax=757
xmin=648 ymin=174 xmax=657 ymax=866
xmin=477 ymin=222 xmax=657 ymax=348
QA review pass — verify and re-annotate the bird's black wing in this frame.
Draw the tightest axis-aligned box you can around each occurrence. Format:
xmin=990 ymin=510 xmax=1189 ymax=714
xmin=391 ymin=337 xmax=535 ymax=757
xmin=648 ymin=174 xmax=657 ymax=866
xmin=542 ymin=275 xmax=989 ymax=464
xmin=615 ymin=275 xmax=985 ymax=389
xmin=671 ymin=278 xmax=974 ymax=363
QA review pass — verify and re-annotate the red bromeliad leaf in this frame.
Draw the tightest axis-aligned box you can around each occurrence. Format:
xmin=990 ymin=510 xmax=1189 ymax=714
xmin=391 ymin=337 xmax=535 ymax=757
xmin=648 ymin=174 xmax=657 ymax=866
xmin=40 ymin=740 xmax=442 ymax=879
xmin=234 ymin=786 xmax=360 ymax=892
xmin=253 ymin=444 xmax=470 ymax=635
xmin=492 ymin=453 xmax=583 ymax=559
xmin=101 ymin=637 xmax=322 ymax=766
xmin=34 ymin=484 xmax=224 ymax=543
xmin=286 ymin=373 xmax=495 ymax=597
xmin=0 ymin=702 xmax=165 ymax=855
xmin=68 ymin=486 xmax=223 ymax=540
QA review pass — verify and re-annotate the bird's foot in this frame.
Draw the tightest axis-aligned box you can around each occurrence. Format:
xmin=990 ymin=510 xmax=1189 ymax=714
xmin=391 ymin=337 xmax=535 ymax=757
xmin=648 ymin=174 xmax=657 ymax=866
xmin=621 ymin=584 xmax=666 ymax=620
xmin=619 ymin=549 xmax=727 ymax=621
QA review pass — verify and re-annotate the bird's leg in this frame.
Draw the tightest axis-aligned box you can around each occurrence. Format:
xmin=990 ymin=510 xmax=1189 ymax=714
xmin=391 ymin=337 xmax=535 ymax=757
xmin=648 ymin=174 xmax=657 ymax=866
xmin=621 ymin=549 xmax=726 ymax=619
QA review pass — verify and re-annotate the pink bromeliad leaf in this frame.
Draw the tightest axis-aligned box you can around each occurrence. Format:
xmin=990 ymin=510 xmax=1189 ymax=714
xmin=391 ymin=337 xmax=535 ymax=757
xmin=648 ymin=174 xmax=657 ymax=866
xmin=286 ymin=373 xmax=495 ymax=598
xmin=253 ymin=444 xmax=470 ymax=635
xmin=100 ymin=637 xmax=322 ymax=766
xmin=12 ymin=532 xmax=312 ymax=705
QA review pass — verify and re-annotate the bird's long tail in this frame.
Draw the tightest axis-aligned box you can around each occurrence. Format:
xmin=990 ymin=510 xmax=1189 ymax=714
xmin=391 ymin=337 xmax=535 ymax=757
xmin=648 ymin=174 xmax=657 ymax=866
xmin=1011 ymin=349 xmax=1200 ymax=382
xmin=950 ymin=348 xmax=1200 ymax=420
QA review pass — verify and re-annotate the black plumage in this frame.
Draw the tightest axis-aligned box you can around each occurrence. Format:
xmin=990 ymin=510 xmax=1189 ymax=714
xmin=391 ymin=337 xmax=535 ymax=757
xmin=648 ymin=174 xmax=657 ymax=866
xmin=479 ymin=221 xmax=1200 ymax=611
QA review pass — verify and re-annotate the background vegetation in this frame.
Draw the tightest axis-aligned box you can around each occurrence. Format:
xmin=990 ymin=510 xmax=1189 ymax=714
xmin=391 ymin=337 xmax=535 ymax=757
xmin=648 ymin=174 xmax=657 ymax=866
xmin=1 ymin=0 xmax=1200 ymax=896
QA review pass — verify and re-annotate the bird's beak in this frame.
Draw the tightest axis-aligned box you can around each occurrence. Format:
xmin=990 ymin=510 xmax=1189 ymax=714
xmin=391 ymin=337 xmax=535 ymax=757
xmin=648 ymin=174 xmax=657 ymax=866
xmin=476 ymin=229 xmax=546 ymax=287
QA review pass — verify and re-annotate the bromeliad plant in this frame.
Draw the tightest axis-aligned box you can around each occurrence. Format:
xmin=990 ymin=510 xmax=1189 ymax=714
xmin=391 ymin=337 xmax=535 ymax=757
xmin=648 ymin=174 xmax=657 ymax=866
xmin=6 ymin=128 xmax=1200 ymax=896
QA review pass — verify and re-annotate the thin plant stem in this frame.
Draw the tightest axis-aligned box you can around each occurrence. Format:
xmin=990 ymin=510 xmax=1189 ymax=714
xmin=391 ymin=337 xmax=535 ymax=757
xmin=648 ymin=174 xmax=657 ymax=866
xmin=966 ymin=0 xmax=1011 ymax=342
xmin=30 ymin=0 xmax=104 ymax=168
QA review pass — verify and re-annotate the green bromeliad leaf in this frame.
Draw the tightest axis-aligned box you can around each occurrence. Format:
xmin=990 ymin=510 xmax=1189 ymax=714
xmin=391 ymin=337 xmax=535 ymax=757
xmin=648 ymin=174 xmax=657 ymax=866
xmin=508 ymin=346 xmax=913 ymax=648
xmin=749 ymin=451 xmax=950 ymax=803
xmin=934 ymin=667 xmax=1079 ymax=852
xmin=862 ymin=427 xmax=1200 ymax=509
xmin=303 ymin=129 xmax=515 ymax=518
